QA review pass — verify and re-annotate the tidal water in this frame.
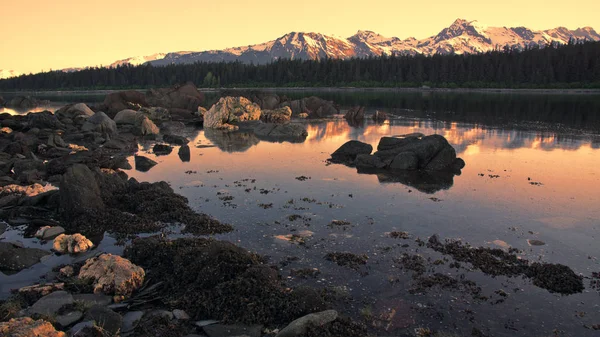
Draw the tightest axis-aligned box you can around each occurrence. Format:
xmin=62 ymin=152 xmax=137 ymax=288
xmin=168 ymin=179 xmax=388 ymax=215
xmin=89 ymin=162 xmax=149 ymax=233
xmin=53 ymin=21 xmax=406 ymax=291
xmin=2 ymin=90 xmax=600 ymax=336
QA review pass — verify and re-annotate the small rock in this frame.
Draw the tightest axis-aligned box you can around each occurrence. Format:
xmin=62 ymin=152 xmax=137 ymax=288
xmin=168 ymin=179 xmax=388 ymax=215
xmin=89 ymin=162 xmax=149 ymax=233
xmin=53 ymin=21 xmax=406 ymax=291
xmin=72 ymin=293 xmax=113 ymax=307
xmin=134 ymin=155 xmax=157 ymax=172
xmin=28 ymin=290 xmax=74 ymax=317
xmin=195 ymin=319 xmax=220 ymax=327
xmin=276 ymin=310 xmax=338 ymax=337
xmin=121 ymin=311 xmax=144 ymax=334
xmin=163 ymin=134 xmax=190 ymax=145
xmin=153 ymin=144 xmax=173 ymax=156
xmin=35 ymin=226 xmax=65 ymax=240
xmin=0 ymin=242 xmax=51 ymax=271
xmin=178 ymin=145 xmax=191 ymax=162
xmin=527 ymin=239 xmax=546 ymax=246
xmin=18 ymin=283 xmax=65 ymax=297
xmin=53 ymin=233 xmax=94 ymax=254
xmin=84 ymin=305 xmax=123 ymax=336
xmin=146 ymin=309 xmax=174 ymax=320
xmin=60 ymin=265 xmax=75 ymax=278
xmin=69 ymin=320 xmax=96 ymax=337
xmin=173 ymin=309 xmax=190 ymax=320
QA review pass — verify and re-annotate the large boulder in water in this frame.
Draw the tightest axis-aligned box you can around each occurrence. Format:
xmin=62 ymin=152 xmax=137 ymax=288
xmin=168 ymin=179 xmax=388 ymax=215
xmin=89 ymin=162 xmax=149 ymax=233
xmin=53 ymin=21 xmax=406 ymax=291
xmin=330 ymin=140 xmax=373 ymax=163
xmin=6 ymin=96 xmax=47 ymax=110
xmin=27 ymin=111 xmax=65 ymax=130
xmin=374 ymin=134 xmax=464 ymax=171
xmin=102 ymin=90 xmax=149 ymax=117
xmin=280 ymin=96 xmax=338 ymax=118
xmin=114 ymin=109 xmax=159 ymax=136
xmin=204 ymin=97 xmax=261 ymax=131
xmin=146 ymin=82 xmax=204 ymax=113
xmin=344 ymin=106 xmax=364 ymax=121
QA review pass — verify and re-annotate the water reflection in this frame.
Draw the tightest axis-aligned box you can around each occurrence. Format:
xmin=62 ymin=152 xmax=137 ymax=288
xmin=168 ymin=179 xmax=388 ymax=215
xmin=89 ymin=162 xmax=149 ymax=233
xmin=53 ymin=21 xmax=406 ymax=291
xmin=204 ymin=129 xmax=260 ymax=153
xmin=359 ymin=168 xmax=457 ymax=194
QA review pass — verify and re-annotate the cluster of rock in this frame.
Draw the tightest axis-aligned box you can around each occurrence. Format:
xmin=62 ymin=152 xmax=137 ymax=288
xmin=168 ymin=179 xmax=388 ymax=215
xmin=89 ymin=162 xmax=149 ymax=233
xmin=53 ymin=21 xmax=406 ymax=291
xmin=203 ymin=96 xmax=308 ymax=141
xmin=2 ymin=96 xmax=50 ymax=111
xmin=330 ymin=134 xmax=465 ymax=193
xmin=331 ymin=133 xmax=465 ymax=172
xmin=220 ymin=90 xmax=339 ymax=117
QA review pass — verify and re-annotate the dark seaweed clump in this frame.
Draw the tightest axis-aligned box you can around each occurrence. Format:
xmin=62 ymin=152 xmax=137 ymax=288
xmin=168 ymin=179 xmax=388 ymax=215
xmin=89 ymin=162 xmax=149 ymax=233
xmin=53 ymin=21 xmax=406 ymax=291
xmin=304 ymin=317 xmax=368 ymax=337
xmin=410 ymin=273 xmax=483 ymax=299
xmin=427 ymin=235 xmax=584 ymax=294
xmin=325 ymin=252 xmax=368 ymax=270
xmin=65 ymin=174 xmax=232 ymax=236
xmin=125 ymin=236 xmax=327 ymax=325
xmin=133 ymin=315 xmax=191 ymax=337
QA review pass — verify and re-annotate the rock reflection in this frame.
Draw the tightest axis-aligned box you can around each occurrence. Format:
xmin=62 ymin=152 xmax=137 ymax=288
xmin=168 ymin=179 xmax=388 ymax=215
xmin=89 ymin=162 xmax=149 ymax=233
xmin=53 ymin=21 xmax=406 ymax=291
xmin=359 ymin=168 xmax=457 ymax=194
xmin=203 ymin=129 xmax=260 ymax=153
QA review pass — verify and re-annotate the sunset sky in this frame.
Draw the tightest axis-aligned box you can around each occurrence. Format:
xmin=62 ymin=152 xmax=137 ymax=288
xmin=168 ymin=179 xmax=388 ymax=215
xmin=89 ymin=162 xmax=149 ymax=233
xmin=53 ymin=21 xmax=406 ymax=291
xmin=1 ymin=0 xmax=599 ymax=74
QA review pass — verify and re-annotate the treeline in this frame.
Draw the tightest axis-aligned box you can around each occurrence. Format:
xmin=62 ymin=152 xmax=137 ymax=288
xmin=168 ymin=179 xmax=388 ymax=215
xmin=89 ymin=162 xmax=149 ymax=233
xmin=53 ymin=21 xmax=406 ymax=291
xmin=2 ymin=41 xmax=600 ymax=90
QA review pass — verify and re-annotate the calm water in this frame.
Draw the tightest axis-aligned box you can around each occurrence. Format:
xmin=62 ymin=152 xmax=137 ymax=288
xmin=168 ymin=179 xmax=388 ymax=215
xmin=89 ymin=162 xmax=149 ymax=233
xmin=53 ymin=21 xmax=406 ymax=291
xmin=2 ymin=91 xmax=600 ymax=336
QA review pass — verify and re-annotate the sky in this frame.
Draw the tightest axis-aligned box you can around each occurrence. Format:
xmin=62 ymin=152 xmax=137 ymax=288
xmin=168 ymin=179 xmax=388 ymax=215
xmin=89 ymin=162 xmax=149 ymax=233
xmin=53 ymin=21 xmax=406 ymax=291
xmin=1 ymin=0 xmax=599 ymax=74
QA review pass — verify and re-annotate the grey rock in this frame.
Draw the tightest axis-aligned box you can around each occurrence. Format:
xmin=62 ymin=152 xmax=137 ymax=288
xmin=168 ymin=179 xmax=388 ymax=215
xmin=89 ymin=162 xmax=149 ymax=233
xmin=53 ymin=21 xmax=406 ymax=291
xmin=59 ymin=164 xmax=105 ymax=217
xmin=178 ymin=145 xmax=190 ymax=162
xmin=146 ymin=309 xmax=174 ymax=320
xmin=73 ymin=293 xmax=113 ymax=307
xmin=56 ymin=310 xmax=83 ymax=327
xmin=55 ymin=103 xmax=95 ymax=120
xmin=163 ymin=134 xmax=189 ymax=145
xmin=27 ymin=111 xmax=65 ymax=129
xmin=84 ymin=305 xmax=123 ymax=336
xmin=29 ymin=290 xmax=74 ymax=317
xmin=153 ymin=144 xmax=173 ymax=156
xmin=172 ymin=309 xmax=190 ymax=320
xmin=276 ymin=310 xmax=338 ymax=337
xmin=355 ymin=154 xmax=386 ymax=169
xmin=0 ymin=242 xmax=51 ymax=271
xmin=36 ymin=226 xmax=66 ymax=240
xmin=377 ymin=135 xmax=421 ymax=151
xmin=424 ymin=146 xmax=457 ymax=171
xmin=330 ymin=140 xmax=372 ymax=163
xmin=134 ymin=155 xmax=157 ymax=172
xmin=195 ymin=320 xmax=220 ymax=327
xmin=0 ymin=222 xmax=7 ymax=235
xmin=203 ymin=324 xmax=262 ymax=337
xmin=69 ymin=320 xmax=96 ymax=337
xmin=121 ymin=311 xmax=144 ymax=334
xmin=81 ymin=112 xmax=117 ymax=136
xmin=389 ymin=152 xmax=419 ymax=170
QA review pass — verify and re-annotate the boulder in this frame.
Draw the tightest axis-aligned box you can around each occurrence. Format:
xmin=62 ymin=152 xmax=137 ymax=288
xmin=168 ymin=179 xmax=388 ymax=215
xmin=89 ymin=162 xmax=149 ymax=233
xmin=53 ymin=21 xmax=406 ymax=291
xmin=153 ymin=144 xmax=173 ymax=156
xmin=0 ymin=318 xmax=66 ymax=337
xmin=121 ymin=311 xmax=144 ymax=335
xmin=195 ymin=106 xmax=207 ymax=117
xmin=372 ymin=110 xmax=388 ymax=121
xmin=330 ymin=140 xmax=373 ymax=163
xmin=54 ymin=103 xmax=95 ymax=120
xmin=344 ymin=106 xmax=364 ymax=121
xmin=48 ymin=134 xmax=67 ymax=148
xmin=102 ymin=90 xmax=148 ymax=116
xmin=53 ymin=233 xmax=94 ymax=254
xmin=178 ymin=145 xmax=191 ymax=162
xmin=389 ymin=152 xmax=419 ymax=170
xmin=260 ymin=107 xmax=292 ymax=124
xmin=253 ymin=123 xmax=308 ymax=141
xmin=146 ymin=82 xmax=204 ymax=112
xmin=27 ymin=111 xmax=65 ymax=129
xmin=163 ymin=134 xmax=189 ymax=145
xmin=35 ymin=226 xmax=65 ymax=240
xmin=136 ymin=116 xmax=160 ymax=136
xmin=28 ymin=291 xmax=74 ymax=317
xmin=114 ymin=109 xmax=144 ymax=125
xmin=355 ymin=154 xmax=386 ymax=169
xmin=83 ymin=305 xmax=123 ymax=336
xmin=59 ymin=164 xmax=105 ymax=216
xmin=81 ymin=112 xmax=117 ymax=136
xmin=276 ymin=310 xmax=338 ymax=337
xmin=78 ymin=254 xmax=145 ymax=297
xmin=139 ymin=106 xmax=170 ymax=122
xmin=374 ymin=134 xmax=462 ymax=171
xmin=204 ymin=97 xmax=261 ymax=130
xmin=0 ymin=242 xmax=51 ymax=271
xmin=377 ymin=135 xmax=423 ymax=151
xmin=134 ymin=155 xmax=157 ymax=172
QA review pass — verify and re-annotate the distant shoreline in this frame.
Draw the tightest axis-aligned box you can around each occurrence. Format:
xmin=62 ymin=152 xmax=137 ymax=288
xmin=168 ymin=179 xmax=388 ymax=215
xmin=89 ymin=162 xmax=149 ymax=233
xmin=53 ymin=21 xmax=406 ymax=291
xmin=2 ymin=87 xmax=600 ymax=96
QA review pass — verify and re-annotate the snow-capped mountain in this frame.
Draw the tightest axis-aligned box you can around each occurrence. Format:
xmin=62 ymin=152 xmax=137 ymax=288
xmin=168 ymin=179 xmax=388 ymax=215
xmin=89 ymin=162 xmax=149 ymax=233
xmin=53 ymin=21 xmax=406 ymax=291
xmin=0 ymin=70 xmax=20 ymax=79
xmin=142 ymin=19 xmax=600 ymax=66
xmin=108 ymin=53 xmax=169 ymax=67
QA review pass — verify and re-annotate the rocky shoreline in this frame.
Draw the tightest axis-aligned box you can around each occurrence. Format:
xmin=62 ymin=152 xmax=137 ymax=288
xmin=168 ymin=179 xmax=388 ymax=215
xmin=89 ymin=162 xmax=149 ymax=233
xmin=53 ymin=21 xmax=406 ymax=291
xmin=0 ymin=85 xmax=591 ymax=337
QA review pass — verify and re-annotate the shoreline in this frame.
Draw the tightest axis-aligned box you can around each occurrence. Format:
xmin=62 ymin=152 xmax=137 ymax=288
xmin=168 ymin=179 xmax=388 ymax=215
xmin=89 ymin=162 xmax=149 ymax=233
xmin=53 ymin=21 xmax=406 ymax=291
xmin=1 ymin=86 xmax=600 ymax=96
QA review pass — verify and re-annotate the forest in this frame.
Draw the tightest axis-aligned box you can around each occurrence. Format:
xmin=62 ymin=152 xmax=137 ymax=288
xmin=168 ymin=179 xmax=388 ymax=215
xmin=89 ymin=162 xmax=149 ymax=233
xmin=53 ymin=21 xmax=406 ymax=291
xmin=1 ymin=40 xmax=599 ymax=90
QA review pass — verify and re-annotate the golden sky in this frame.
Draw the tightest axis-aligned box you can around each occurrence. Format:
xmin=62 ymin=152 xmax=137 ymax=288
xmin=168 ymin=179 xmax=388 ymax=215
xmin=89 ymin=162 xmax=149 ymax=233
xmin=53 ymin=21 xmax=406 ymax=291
xmin=1 ymin=0 xmax=598 ymax=74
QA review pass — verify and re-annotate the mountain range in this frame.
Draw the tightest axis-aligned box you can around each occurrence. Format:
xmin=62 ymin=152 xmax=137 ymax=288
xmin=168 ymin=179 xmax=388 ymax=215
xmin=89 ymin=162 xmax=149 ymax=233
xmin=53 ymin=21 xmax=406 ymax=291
xmin=1 ymin=19 xmax=599 ymax=79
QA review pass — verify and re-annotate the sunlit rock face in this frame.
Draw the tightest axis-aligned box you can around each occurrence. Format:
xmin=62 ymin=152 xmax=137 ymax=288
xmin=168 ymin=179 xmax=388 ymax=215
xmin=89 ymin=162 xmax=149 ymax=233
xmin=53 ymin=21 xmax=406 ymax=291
xmin=204 ymin=97 xmax=262 ymax=131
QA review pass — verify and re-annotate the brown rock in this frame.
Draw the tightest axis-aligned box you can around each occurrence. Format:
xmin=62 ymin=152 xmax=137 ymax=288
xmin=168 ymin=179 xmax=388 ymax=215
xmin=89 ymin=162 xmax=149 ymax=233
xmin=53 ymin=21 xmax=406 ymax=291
xmin=102 ymin=90 xmax=149 ymax=117
xmin=78 ymin=254 xmax=145 ymax=297
xmin=146 ymin=82 xmax=204 ymax=112
xmin=0 ymin=317 xmax=66 ymax=337
xmin=260 ymin=107 xmax=292 ymax=124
